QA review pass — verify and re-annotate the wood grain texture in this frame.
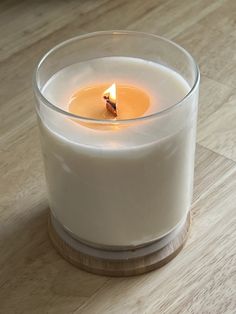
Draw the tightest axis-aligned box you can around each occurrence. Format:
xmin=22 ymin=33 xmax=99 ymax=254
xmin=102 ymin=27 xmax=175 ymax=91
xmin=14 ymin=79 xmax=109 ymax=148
xmin=198 ymin=91 xmax=236 ymax=162
xmin=48 ymin=213 xmax=190 ymax=277
xmin=0 ymin=0 xmax=235 ymax=313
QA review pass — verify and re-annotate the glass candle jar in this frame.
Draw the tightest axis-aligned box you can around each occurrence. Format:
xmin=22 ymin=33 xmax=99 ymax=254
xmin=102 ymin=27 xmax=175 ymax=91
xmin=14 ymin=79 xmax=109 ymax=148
xmin=33 ymin=31 xmax=199 ymax=252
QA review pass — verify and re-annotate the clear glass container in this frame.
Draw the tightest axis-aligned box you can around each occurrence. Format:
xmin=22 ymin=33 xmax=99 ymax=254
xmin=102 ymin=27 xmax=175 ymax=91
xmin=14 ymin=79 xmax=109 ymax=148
xmin=33 ymin=31 xmax=200 ymax=250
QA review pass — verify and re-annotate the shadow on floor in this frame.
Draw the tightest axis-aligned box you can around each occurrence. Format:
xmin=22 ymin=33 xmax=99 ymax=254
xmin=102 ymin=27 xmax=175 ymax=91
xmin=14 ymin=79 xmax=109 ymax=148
xmin=0 ymin=205 xmax=127 ymax=313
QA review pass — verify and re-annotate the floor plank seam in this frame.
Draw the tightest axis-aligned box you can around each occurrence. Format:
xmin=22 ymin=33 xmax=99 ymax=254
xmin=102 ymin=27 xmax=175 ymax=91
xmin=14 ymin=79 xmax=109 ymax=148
xmin=0 ymin=0 xmax=126 ymax=65
xmin=197 ymin=142 xmax=236 ymax=164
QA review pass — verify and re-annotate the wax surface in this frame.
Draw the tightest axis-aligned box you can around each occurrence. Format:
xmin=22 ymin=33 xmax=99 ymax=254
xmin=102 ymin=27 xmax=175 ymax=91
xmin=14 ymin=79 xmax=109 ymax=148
xmin=43 ymin=57 xmax=189 ymax=119
xmin=69 ymin=83 xmax=150 ymax=120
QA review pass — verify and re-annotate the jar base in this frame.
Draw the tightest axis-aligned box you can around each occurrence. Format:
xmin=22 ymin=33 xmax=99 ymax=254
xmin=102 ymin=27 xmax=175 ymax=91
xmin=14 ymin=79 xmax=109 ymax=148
xmin=48 ymin=212 xmax=191 ymax=277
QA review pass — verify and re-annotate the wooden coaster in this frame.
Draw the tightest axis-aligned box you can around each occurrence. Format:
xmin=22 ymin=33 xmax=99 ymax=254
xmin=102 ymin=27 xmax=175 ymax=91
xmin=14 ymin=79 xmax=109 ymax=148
xmin=48 ymin=213 xmax=191 ymax=277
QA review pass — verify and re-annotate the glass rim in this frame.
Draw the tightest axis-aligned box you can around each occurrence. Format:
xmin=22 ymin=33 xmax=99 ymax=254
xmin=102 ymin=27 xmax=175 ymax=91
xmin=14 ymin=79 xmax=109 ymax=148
xmin=33 ymin=30 xmax=200 ymax=125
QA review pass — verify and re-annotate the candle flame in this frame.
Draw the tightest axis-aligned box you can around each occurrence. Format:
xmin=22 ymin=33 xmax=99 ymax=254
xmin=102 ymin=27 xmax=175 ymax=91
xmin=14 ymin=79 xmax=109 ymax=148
xmin=104 ymin=83 xmax=116 ymax=102
xmin=103 ymin=83 xmax=117 ymax=116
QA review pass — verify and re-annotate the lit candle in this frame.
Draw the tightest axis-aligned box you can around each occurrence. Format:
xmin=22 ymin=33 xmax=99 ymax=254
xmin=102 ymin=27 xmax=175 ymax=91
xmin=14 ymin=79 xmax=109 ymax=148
xmin=34 ymin=32 xmax=199 ymax=254
xmin=38 ymin=57 xmax=196 ymax=247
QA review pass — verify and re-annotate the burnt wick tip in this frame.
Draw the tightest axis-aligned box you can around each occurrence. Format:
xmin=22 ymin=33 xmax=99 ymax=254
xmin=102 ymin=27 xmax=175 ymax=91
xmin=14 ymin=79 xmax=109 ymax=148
xmin=103 ymin=95 xmax=117 ymax=117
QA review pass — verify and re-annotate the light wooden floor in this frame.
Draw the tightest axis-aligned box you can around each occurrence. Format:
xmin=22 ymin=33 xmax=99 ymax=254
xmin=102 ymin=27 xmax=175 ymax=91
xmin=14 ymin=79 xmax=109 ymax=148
xmin=0 ymin=0 xmax=236 ymax=313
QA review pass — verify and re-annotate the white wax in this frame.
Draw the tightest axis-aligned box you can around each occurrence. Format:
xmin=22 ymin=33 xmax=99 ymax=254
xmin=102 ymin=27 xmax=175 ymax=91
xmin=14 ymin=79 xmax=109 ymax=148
xmin=39 ymin=57 xmax=197 ymax=247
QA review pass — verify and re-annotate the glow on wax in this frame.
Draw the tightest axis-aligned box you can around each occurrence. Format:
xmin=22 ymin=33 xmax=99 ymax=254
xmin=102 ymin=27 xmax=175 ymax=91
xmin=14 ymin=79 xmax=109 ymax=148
xmin=68 ymin=82 xmax=151 ymax=122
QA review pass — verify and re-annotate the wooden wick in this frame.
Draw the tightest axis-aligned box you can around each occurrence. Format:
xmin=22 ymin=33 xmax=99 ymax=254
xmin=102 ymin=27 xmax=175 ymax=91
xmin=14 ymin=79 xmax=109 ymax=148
xmin=103 ymin=95 xmax=117 ymax=117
